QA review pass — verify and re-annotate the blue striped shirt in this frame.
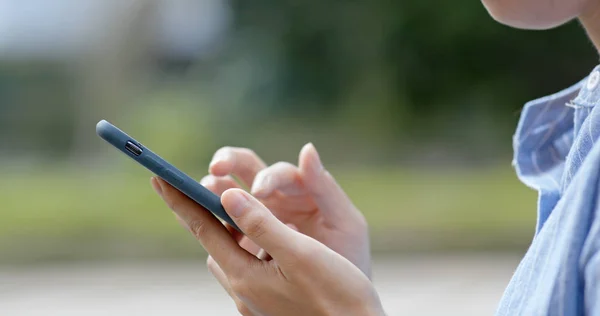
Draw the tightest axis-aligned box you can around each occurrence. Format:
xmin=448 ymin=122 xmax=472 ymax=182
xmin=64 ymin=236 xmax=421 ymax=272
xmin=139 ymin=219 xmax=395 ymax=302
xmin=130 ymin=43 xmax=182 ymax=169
xmin=497 ymin=65 xmax=600 ymax=315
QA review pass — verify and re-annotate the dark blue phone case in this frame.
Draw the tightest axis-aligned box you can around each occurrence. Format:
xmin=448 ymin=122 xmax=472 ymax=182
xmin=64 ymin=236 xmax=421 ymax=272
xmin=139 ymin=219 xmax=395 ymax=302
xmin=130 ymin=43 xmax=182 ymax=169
xmin=96 ymin=120 xmax=241 ymax=233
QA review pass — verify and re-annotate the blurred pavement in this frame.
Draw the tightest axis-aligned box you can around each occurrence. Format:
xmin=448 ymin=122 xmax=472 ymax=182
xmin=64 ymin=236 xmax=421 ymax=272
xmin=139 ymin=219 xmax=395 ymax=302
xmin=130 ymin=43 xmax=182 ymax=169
xmin=0 ymin=254 xmax=520 ymax=316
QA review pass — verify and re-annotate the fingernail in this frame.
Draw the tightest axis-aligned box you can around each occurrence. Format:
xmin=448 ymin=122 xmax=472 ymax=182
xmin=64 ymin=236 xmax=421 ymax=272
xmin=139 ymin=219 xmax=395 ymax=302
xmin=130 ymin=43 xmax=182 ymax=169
xmin=200 ymin=175 xmax=213 ymax=186
xmin=209 ymin=150 xmax=229 ymax=168
xmin=208 ymin=159 xmax=219 ymax=169
xmin=307 ymin=143 xmax=324 ymax=174
xmin=251 ymin=173 xmax=270 ymax=198
xmin=151 ymin=177 xmax=163 ymax=197
xmin=157 ymin=178 xmax=168 ymax=195
xmin=224 ymin=190 xmax=249 ymax=218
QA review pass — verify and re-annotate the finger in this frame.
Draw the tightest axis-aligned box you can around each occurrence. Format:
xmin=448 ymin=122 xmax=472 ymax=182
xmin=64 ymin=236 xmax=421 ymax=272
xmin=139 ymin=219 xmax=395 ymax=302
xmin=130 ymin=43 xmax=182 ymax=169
xmin=152 ymin=177 xmax=257 ymax=274
xmin=255 ymin=223 xmax=297 ymax=261
xmin=208 ymin=257 xmax=258 ymax=316
xmin=174 ymin=213 xmax=188 ymax=230
xmin=224 ymin=222 xmax=245 ymax=243
xmin=221 ymin=188 xmax=303 ymax=260
xmin=207 ymin=257 xmax=256 ymax=316
xmin=207 ymin=256 xmax=235 ymax=297
xmin=298 ymin=143 xmax=360 ymax=223
xmin=250 ymin=162 xmax=306 ymax=198
xmin=151 ymin=176 xmax=163 ymax=198
xmin=225 ymin=223 xmax=262 ymax=257
xmin=208 ymin=147 xmax=267 ymax=187
xmin=200 ymin=175 xmax=241 ymax=196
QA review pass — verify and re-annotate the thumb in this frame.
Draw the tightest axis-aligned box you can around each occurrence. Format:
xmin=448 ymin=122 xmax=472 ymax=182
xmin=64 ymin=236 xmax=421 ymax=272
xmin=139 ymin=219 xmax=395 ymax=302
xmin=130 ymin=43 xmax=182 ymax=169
xmin=298 ymin=143 xmax=359 ymax=223
xmin=221 ymin=188 xmax=300 ymax=259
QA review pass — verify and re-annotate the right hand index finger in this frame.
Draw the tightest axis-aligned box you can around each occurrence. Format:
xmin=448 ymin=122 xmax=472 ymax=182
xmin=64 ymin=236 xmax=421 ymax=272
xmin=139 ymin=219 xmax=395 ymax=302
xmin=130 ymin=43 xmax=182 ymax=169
xmin=208 ymin=147 xmax=267 ymax=187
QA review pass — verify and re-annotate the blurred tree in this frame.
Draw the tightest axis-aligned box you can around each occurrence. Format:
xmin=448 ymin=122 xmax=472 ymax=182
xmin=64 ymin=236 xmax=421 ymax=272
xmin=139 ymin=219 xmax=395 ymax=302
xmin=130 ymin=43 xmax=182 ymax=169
xmin=219 ymin=0 xmax=597 ymax=143
xmin=1 ymin=0 xmax=598 ymax=164
xmin=0 ymin=62 xmax=74 ymax=157
xmin=69 ymin=0 xmax=157 ymax=163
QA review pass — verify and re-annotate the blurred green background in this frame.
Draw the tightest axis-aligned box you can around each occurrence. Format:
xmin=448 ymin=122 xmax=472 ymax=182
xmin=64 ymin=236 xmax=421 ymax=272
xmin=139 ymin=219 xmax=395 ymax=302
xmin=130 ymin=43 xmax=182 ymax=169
xmin=0 ymin=0 xmax=598 ymax=265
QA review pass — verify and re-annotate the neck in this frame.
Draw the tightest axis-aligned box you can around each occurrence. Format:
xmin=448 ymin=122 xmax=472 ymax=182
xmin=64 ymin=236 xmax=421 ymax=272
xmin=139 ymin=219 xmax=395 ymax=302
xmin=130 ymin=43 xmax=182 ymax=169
xmin=580 ymin=2 xmax=600 ymax=54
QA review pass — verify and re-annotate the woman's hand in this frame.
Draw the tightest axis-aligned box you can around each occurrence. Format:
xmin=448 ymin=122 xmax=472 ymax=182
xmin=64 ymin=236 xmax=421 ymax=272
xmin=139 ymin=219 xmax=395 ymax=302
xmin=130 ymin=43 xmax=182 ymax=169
xmin=201 ymin=143 xmax=372 ymax=277
xmin=151 ymin=179 xmax=384 ymax=316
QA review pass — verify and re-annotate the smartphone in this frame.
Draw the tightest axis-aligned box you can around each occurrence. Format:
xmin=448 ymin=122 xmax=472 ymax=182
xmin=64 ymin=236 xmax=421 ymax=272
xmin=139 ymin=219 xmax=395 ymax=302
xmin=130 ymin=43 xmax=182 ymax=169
xmin=96 ymin=120 xmax=241 ymax=232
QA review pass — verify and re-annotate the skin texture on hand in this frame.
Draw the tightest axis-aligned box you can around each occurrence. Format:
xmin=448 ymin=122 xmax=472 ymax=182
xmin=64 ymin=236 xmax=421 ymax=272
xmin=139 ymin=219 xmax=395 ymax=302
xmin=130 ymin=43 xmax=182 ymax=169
xmin=151 ymin=176 xmax=384 ymax=316
xmin=203 ymin=143 xmax=372 ymax=277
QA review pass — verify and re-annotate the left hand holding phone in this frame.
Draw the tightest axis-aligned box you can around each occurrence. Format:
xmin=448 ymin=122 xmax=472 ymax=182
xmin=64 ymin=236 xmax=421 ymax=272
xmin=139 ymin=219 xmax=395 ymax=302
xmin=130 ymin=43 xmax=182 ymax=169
xmin=151 ymin=178 xmax=385 ymax=316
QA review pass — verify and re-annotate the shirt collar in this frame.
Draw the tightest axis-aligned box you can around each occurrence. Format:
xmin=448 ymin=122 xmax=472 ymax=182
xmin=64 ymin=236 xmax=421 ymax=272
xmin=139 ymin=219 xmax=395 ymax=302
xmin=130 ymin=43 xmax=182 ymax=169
xmin=513 ymin=65 xmax=600 ymax=193
xmin=512 ymin=79 xmax=583 ymax=192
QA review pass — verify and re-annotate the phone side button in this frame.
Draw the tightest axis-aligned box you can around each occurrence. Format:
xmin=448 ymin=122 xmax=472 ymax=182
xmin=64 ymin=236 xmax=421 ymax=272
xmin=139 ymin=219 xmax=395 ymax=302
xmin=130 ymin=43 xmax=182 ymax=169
xmin=165 ymin=169 xmax=184 ymax=186
xmin=145 ymin=156 xmax=164 ymax=173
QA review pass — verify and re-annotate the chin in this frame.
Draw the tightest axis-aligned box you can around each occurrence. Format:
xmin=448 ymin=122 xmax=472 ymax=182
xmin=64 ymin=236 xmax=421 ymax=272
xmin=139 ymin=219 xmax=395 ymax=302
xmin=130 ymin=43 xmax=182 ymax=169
xmin=482 ymin=0 xmax=580 ymax=30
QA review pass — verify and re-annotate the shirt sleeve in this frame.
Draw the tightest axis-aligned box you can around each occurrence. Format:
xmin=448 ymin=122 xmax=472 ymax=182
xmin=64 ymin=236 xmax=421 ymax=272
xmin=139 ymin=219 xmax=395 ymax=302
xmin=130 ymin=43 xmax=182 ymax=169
xmin=581 ymin=180 xmax=600 ymax=316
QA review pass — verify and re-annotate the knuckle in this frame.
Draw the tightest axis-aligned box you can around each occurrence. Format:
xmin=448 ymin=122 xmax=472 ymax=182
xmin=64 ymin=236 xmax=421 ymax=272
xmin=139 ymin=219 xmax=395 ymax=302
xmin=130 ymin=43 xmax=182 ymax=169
xmin=188 ymin=219 xmax=209 ymax=239
xmin=271 ymin=162 xmax=298 ymax=176
xmin=272 ymin=161 xmax=294 ymax=170
xmin=239 ymin=147 xmax=256 ymax=158
xmin=244 ymin=214 xmax=268 ymax=239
